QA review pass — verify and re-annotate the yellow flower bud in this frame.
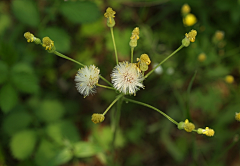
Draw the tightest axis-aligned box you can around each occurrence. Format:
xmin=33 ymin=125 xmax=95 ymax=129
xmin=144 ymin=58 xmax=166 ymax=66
xmin=184 ymin=119 xmax=195 ymax=132
xmin=198 ymin=53 xmax=206 ymax=62
xmin=91 ymin=113 xmax=105 ymax=124
xmin=235 ymin=112 xmax=240 ymax=122
xmin=185 ymin=29 xmax=197 ymax=42
xmin=225 ymin=75 xmax=234 ymax=84
xmin=129 ymin=27 xmax=140 ymax=48
xmin=197 ymin=127 xmax=215 ymax=136
xmin=181 ymin=4 xmax=191 ymax=14
xmin=183 ymin=14 xmax=197 ymax=26
xmin=104 ymin=7 xmax=116 ymax=27
xmin=24 ymin=32 xmax=35 ymax=42
xmin=42 ymin=37 xmax=55 ymax=51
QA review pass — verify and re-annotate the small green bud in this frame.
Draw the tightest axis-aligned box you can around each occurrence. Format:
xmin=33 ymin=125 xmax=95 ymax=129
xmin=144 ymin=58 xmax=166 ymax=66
xmin=129 ymin=39 xmax=137 ymax=48
xmin=178 ymin=122 xmax=185 ymax=130
xmin=182 ymin=37 xmax=190 ymax=47
xmin=34 ymin=38 xmax=41 ymax=45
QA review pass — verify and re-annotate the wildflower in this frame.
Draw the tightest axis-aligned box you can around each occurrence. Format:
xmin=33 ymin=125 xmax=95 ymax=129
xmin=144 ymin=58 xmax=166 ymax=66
xmin=178 ymin=119 xmax=195 ymax=132
xmin=225 ymin=75 xmax=234 ymax=84
xmin=181 ymin=4 xmax=191 ymax=15
xmin=129 ymin=27 xmax=140 ymax=48
xmin=111 ymin=61 xmax=144 ymax=95
xmin=42 ymin=37 xmax=55 ymax=51
xmin=183 ymin=13 xmax=197 ymax=26
xmin=198 ymin=53 xmax=206 ymax=62
xmin=197 ymin=127 xmax=215 ymax=137
xmin=136 ymin=54 xmax=151 ymax=72
xmin=75 ymin=65 xmax=100 ymax=97
xmin=235 ymin=112 xmax=240 ymax=122
xmin=92 ymin=113 xmax=105 ymax=124
xmin=104 ymin=7 xmax=116 ymax=27
xmin=24 ymin=32 xmax=41 ymax=44
xmin=182 ymin=29 xmax=197 ymax=47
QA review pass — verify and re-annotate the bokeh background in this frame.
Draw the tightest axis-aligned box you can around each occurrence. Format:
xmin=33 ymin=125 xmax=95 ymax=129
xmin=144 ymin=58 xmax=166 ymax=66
xmin=0 ymin=0 xmax=240 ymax=165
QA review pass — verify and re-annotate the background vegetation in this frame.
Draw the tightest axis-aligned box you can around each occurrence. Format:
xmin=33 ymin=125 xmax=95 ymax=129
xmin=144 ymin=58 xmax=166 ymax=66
xmin=0 ymin=0 xmax=240 ymax=165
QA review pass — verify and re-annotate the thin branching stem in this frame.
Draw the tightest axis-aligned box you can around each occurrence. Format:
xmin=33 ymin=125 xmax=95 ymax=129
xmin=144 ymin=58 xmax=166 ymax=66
xmin=110 ymin=27 xmax=118 ymax=65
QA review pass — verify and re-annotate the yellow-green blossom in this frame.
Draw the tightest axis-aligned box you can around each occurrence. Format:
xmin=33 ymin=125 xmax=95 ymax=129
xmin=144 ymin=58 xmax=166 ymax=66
xmin=104 ymin=7 xmax=116 ymax=27
xmin=91 ymin=113 xmax=105 ymax=124
xmin=129 ymin=27 xmax=140 ymax=48
xmin=42 ymin=37 xmax=54 ymax=51
xmin=178 ymin=119 xmax=195 ymax=132
xmin=197 ymin=127 xmax=215 ymax=137
xmin=24 ymin=32 xmax=35 ymax=42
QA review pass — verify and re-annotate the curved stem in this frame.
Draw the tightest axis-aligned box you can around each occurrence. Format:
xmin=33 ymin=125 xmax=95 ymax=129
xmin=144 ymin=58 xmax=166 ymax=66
xmin=131 ymin=47 xmax=134 ymax=63
xmin=97 ymin=84 xmax=115 ymax=90
xmin=124 ymin=97 xmax=178 ymax=125
xmin=53 ymin=51 xmax=113 ymax=87
xmin=145 ymin=45 xmax=184 ymax=78
xmin=110 ymin=27 xmax=118 ymax=65
xmin=103 ymin=94 xmax=124 ymax=116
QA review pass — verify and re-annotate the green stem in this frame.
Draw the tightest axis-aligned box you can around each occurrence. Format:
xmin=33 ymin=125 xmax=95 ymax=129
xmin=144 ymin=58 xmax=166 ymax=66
xmin=110 ymin=27 xmax=118 ymax=65
xmin=96 ymin=84 xmax=115 ymax=90
xmin=131 ymin=47 xmax=134 ymax=63
xmin=53 ymin=51 xmax=113 ymax=87
xmin=103 ymin=94 xmax=124 ymax=116
xmin=124 ymin=97 xmax=178 ymax=125
xmin=145 ymin=45 xmax=184 ymax=78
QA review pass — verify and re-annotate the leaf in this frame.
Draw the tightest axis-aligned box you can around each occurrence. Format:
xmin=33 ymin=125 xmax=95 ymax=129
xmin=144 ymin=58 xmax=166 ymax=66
xmin=34 ymin=139 xmax=72 ymax=166
xmin=3 ymin=109 xmax=32 ymax=136
xmin=0 ymin=42 xmax=18 ymax=66
xmin=39 ymin=27 xmax=71 ymax=53
xmin=35 ymin=100 xmax=65 ymax=123
xmin=11 ymin=0 xmax=40 ymax=27
xmin=11 ymin=63 xmax=39 ymax=94
xmin=0 ymin=84 xmax=18 ymax=113
xmin=46 ymin=120 xmax=80 ymax=144
xmin=10 ymin=130 xmax=36 ymax=160
xmin=73 ymin=142 xmax=102 ymax=158
xmin=59 ymin=1 xmax=100 ymax=24
xmin=0 ymin=61 xmax=8 ymax=84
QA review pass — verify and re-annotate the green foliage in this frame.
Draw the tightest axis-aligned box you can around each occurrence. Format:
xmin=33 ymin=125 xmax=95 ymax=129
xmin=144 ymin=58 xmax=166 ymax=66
xmin=12 ymin=0 xmax=40 ymax=27
xmin=10 ymin=130 xmax=37 ymax=160
xmin=0 ymin=61 xmax=8 ymax=84
xmin=0 ymin=84 xmax=18 ymax=113
xmin=73 ymin=142 xmax=102 ymax=158
xmin=3 ymin=109 xmax=32 ymax=136
xmin=59 ymin=1 xmax=100 ymax=24
xmin=35 ymin=100 xmax=65 ymax=123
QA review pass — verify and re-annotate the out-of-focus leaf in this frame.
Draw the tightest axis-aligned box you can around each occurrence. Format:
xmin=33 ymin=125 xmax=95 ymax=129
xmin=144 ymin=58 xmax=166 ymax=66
xmin=39 ymin=27 xmax=71 ymax=53
xmin=0 ymin=84 xmax=18 ymax=113
xmin=12 ymin=0 xmax=40 ymax=27
xmin=206 ymin=66 xmax=229 ymax=78
xmin=34 ymin=139 xmax=72 ymax=166
xmin=3 ymin=109 xmax=32 ymax=136
xmin=0 ymin=61 xmax=8 ymax=84
xmin=0 ymin=42 xmax=18 ymax=66
xmin=10 ymin=130 xmax=36 ymax=160
xmin=35 ymin=100 xmax=65 ymax=123
xmin=81 ymin=19 xmax=104 ymax=37
xmin=73 ymin=142 xmax=102 ymax=158
xmin=59 ymin=1 xmax=100 ymax=24
xmin=46 ymin=120 xmax=80 ymax=144
xmin=0 ymin=14 xmax=11 ymax=36
xmin=11 ymin=63 xmax=39 ymax=94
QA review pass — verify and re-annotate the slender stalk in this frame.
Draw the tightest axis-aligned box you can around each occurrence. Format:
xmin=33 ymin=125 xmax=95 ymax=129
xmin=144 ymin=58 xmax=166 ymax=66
xmin=53 ymin=51 xmax=113 ymax=87
xmin=96 ymin=84 xmax=115 ymax=90
xmin=124 ymin=97 xmax=178 ymax=125
xmin=103 ymin=94 xmax=124 ymax=116
xmin=131 ymin=47 xmax=134 ymax=63
xmin=110 ymin=27 xmax=118 ymax=64
xmin=145 ymin=45 xmax=184 ymax=78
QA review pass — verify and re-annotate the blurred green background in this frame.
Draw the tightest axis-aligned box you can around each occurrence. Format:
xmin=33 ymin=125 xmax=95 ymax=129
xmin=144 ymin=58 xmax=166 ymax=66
xmin=0 ymin=0 xmax=240 ymax=165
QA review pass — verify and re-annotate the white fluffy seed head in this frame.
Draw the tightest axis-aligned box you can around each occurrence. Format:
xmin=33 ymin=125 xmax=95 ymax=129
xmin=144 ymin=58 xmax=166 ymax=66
xmin=111 ymin=61 xmax=144 ymax=95
xmin=75 ymin=65 xmax=100 ymax=97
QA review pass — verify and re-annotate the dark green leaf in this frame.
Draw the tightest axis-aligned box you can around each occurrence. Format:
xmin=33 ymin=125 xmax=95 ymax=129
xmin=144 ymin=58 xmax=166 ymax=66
xmin=0 ymin=42 xmax=18 ymax=66
xmin=3 ymin=109 xmax=32 ymax=136
xmin=10 ymin=130 xmax=36 ymax=160
xmin=0 ymin=84 xmax=18 ymax=113
xmin=59 ymin=1 xmax=100 ymax=24
xmin=0 ymin=61 xmax=8 ymax=84
xmin=12 ymin=0 xmax=40 ymax=27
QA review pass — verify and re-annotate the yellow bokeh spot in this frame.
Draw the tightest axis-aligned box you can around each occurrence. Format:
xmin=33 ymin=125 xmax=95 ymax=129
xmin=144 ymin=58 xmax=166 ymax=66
xmin=198 ymin=53 xmax=206 ymax=62
xmin=183 ymin=13 xmax=197 ymax=27
xmin=235 ymin=112 xmax=240 ymax=122
xmin=181 ymin=4 xmax=191 ymax=14
xmin=225 ymin=75 xmax=234 ymax=84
